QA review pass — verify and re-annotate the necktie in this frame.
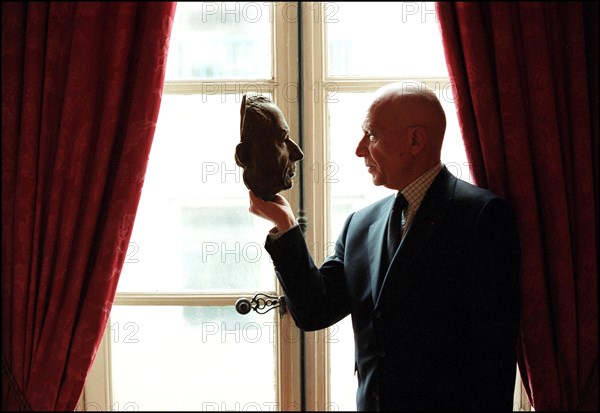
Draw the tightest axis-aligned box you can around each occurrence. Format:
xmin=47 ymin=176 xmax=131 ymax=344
xmin=386 ymin=193 xmax=408 ymax=265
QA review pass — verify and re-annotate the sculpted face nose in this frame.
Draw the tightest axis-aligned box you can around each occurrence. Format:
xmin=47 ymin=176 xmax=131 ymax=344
xmin=290 ymin=140 xmax=304 ymax=161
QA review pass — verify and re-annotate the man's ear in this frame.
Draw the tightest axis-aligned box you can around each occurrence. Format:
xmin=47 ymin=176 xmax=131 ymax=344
xmin=408 ymin=126 xmax=428 ymax=155
xmin=235 ymin=143 xmax=251 ymax=167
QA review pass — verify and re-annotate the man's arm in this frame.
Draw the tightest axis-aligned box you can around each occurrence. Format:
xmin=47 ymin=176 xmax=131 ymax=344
xmin=248 ymin=191 xmax=352 ymax=330
xmin=265 ymin=225 xmax=351 ymax=331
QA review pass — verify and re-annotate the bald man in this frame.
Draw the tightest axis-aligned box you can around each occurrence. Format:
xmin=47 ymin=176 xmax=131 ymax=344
xmin=249 ymin=83 xmax=521 ymax=411
xmin=235 ymin=94 xmax=304 ymax=201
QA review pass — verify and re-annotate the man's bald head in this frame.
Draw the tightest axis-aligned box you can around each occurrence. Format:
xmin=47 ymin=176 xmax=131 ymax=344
xmin=369 ymin=82 xmax=447 ymax=157
xmin=357 ymin=82 xmax=448 ymax=190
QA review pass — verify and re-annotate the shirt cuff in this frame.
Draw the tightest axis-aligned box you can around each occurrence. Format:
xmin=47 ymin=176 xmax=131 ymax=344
xmin=267 ymin=222 xmax=299 ymax=241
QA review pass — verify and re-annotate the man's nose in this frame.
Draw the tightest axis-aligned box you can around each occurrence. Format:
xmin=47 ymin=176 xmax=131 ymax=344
xmin=355 ymin=134 xmax=368 ymax=157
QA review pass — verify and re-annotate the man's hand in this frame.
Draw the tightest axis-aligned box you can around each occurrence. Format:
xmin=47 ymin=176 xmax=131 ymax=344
xmin=248 ymin=191 xmax=297 ymax=232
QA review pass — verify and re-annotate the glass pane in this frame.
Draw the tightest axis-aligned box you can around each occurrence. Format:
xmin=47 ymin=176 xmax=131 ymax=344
xmin=327 ymin=92 xmax=396 ymax=240
xmin=166 ymin=2 xmax=272 ymax=80
xmin=110 ymin=305 xmax=277 ymax=410
xmin=327 ymin=316 xmax=356 ymax=411
xmin=118 ymin=94 xmax=276 ymax=293
xmin=326 ymin=2 xmax=448 ymax=77
xmin=327 ymin=87 xmax=467 ymax=410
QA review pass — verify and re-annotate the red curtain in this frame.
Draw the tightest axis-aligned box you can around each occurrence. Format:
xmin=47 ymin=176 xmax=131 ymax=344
xmin=436 ymin=2 xmax=598 ymax=411
xmin=1 ymin=2 xmax=176 ymax=410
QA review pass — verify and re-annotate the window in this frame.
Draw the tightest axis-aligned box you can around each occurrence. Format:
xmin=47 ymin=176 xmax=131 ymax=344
xmin=81 ymin=3 xmax=528 ymax=411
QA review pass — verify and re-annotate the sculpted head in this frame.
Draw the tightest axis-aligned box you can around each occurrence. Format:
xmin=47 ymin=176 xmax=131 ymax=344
xmin=235 ymin=94 xmax=304 ymax=201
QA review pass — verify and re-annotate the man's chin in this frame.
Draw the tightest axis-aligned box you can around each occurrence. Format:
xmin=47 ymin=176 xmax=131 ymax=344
xmin=371 ymin=175 xmax=384 ymax=186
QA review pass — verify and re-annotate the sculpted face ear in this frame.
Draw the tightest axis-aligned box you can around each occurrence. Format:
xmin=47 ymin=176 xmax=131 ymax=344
xmin=235 ymin=143 xmax=251 ymax=167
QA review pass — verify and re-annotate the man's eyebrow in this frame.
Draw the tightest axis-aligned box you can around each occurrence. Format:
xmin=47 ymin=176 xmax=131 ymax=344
xmin=362 ymin=119 xmax=370 ymax=132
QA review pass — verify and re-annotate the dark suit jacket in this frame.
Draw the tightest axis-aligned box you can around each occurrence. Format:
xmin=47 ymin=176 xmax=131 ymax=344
xmin=265 ymin=166 xmax=521 ymax=411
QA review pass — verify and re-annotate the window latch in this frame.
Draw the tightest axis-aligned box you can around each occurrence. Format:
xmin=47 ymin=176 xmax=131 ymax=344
xmin=235 ymin=293 xmax=287 ymax=317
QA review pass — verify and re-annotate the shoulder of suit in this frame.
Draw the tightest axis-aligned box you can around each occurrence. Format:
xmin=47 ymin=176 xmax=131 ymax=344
xmin=363 ymin=194 xmax=395 ymax=212
xmin=349 ymin=194 xmax=395 ymax=222
xmin=453 ymin=178 xmax=508 ymax=208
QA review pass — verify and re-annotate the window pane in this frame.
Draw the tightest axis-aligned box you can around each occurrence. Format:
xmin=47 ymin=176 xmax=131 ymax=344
xmin=328 ymin=92 xmax=396 ymax=240
xmin=326 ymin=2 xmax=447 ymax=77
xmin=118 ymin=94 xmax=276 ymax=293
xmin=110 ymin=305 xmax=277 ymax=410
xmin=166 ymin=2 xmax=272 ymax=80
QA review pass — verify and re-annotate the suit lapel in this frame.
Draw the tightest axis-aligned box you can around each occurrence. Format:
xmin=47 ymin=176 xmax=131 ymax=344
xmin=369 ymin=195 xmax=395 ymax=304
xmin=375 ymin=168 xmax=456 ymax=306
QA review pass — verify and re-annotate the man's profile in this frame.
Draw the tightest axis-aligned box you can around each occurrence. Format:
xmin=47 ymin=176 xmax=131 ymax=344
xmin=235 ymin=94 xmax=304 ymax=201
